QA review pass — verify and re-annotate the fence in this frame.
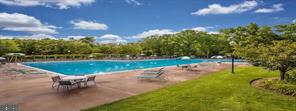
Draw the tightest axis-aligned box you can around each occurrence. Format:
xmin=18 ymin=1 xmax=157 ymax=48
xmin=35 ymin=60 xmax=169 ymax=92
xmin=3 ymin=54 xmax=235 ymax=62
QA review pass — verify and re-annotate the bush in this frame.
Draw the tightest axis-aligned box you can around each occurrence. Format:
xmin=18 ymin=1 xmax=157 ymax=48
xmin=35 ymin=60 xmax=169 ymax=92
xmin=286 ymin=70 xmax=296 ymax=84
xmin=257 ymin=78 xmax=296 ymax=96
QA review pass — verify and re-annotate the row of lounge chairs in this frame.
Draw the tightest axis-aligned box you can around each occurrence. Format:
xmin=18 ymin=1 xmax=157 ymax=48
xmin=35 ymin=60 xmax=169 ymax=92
xmin=177 ymin=64 xmax=199 ymax=71
xmin=9 ymin=68 xmax=45 ymax=75
xmin=136 ymin=64 xmax=203 ymax=80
xmin=137 ymin=67 xmax=166 ymax=80
xmin=1 ymin=68 xmax=46 ymax=79
xmin=137 ymin=63 xmax=203 ymax=80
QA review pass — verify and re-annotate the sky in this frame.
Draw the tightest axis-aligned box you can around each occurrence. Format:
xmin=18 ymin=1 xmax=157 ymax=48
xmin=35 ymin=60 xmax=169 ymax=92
xmin=0 ymin=0 xmax=295 ymax=44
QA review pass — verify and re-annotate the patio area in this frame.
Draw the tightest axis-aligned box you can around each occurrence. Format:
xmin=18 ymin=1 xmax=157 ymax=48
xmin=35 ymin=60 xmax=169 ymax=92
xmin=0 ymin=63 xmax=246 ymax=111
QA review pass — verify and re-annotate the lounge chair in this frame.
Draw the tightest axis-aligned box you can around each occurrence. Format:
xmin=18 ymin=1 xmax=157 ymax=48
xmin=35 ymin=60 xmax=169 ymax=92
xmin=81 ymin=76 xmax=96 ymax=86
xmin=17 ymin=69 xmax=44 ymax=74
xmin=138 ymin=69 xmax=166 ymax=80
xmin=51 ymin=76 xmax=61 ymax=88
xmin=57 ymin=80 xmax=78 ymax=92
xmin=0 ymin=57 xmax=6 ymax=64
xmin=9 ymin=68 xmax=45 ymax=75
xmin=187 ymin=65 xmax=199 ymax=71
xmin=144 ymin=67 xmax=165 ymax=73
xmin=177 ymin=64 xmax=189 ymax=70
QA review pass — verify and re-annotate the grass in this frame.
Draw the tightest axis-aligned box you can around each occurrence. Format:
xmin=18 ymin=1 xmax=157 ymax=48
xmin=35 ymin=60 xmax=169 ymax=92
xmin=84 ymin=66 xmax=296 ymax=111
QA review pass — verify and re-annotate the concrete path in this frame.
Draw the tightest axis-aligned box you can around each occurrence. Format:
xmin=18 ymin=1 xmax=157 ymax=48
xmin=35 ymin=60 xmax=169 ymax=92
xmin=0 ymin=63 xmax=243 ymax=111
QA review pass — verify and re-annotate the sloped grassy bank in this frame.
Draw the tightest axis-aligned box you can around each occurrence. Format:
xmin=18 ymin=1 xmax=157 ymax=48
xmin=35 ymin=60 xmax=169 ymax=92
xmin=84 ymin=66 xmax=296 ymax=111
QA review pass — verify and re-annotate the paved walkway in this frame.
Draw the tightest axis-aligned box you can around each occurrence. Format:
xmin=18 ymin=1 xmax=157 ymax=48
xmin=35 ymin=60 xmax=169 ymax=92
xmin=0 ymin=63 xmax=245 ymax=111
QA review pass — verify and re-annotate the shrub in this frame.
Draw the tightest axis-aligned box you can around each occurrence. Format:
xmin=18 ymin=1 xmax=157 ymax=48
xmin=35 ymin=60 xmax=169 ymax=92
xmin=286 ymin=70 xmax=296 ymax=84
xmin=258 ymin=78 xmax=296 ymax=96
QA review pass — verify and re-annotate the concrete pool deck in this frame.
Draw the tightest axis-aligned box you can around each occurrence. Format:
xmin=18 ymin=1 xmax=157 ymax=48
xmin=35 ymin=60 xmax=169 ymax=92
xmin=0 ymin=62 xmax=248 ymax=111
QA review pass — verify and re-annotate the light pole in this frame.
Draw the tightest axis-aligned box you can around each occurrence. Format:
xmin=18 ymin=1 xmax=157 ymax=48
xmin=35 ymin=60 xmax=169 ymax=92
xmin=229 ymin=33 xmax=236 ymax=74
xmin=231 ymin=54 xmax=234 ymax=74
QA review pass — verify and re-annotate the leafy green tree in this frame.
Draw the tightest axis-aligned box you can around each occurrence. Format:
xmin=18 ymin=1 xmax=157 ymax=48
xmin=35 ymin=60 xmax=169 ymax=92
xmin=195 ymin=32 xmax=215 ymax=58
xmin=140 ymin=30 xmax=231 ymax=57
xmin=224 ymin=23 xmax=296 ymax=80
xmin=141 ymin=35 xmax=163 ymax=56
xmin=275 ymin=23 xmax=296 ymax=41
xmin=174 ymin=30 xmax=199 ymax=56
xmin=120 ymin=43 xmax=142 ymax=55
xmin=236 ymin=41 xmax=295 ymax=80
xmin=65 ymin=41 xmax=93 ymax=54
xmin=79 ymin=37 xmax=96 ymax=44
xmin=17 ymin=39 xmax=39 ymax=55
xmin=99 ymin=44 xmax=121 ymax=55
xmin=54 ymin=40 xmax=69 ymax=54
xmin=38 ymin=39 xmax=56 ymax=55
xmin=75 ymin=43 xmax=93 ymax=54
xmin=222 ymin=23 xmax=276 ymax=47
xmin=0 ymin=40 xmax=20 ymax=56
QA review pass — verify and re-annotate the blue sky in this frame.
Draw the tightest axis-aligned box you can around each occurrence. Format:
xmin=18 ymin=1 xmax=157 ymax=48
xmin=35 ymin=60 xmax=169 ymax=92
xmin=0 ymin=0 xmax=295 ymax=43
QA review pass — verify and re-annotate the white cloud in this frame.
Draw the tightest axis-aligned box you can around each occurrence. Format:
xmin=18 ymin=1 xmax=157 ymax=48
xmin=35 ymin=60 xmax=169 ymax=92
xmin=254 ymin=3 xmax=284 ymax=13
xmin=130 ymin=27 xmax=218 ymax=39
xmin=71 ymin=20 xmax=108 ymax=30
xmin=0 ymin=34 xmax=100 ymax=40
xmin=208 ymin=31 xmax=219 ymax=34
xmin=0 ymin=12 xmax=58 ymax=34
xmin=0 ymin=35 xmax=12 ymax=39
xmin=99 ymin=34 xmax=121 ymax=40
xmin=191 ymin=27 xmax=207 ymax=32
xmin=186 ymin=27 xmax=213 ymax=32
xmin=0 ymin=0 xmax=95 ymax=9
xmin=99 ymin=39 xmax=127 ymax=44
xmin=191 ymin=1 xmax=258 ymax=15
xmin=131 ymin=29 xmax=176 ymax=39
xmin=0 ymin=34 xmax=56 ymax=40
xmin=97 ymin=34 xmax=127 ymax=44
xmin=293 ymin=19 xmax=296 ymax=23
xmin=125 ymin=0 xmax=141 ymax=6
xmin=183 ymin=26 xmax=219 ymax=34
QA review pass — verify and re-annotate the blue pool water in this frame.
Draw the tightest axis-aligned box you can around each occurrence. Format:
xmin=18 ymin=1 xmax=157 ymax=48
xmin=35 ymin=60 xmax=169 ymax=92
xmin=24 ymin=59 xmax=242 ymax=75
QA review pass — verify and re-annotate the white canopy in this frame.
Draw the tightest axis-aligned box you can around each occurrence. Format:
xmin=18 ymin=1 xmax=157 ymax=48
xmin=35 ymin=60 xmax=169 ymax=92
xmin=6 ymin=53 xmax=25 ymax=56
xmin=180 ymin=56 xmax=191 ymax=60
xmin=216 ymin=56 xmax=224 ymax=59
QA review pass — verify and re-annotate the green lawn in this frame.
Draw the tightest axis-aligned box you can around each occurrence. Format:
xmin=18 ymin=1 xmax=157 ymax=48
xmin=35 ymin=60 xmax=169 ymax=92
xmin=84 ymin=66 xmax=296 ymax=111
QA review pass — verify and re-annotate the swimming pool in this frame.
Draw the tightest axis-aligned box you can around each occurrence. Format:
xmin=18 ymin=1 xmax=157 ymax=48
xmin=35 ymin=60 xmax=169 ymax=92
xmin=24 ymin=59 xmax=242 ymax=75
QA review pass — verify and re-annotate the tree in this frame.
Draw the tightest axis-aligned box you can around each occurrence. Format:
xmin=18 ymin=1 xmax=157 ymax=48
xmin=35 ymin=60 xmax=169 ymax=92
xmin=174 ymin=30 xmax=199 ymax=56
xmin=0 ymin=40 xmax=20 ymax=56
xmin=237 ymin=41 xmax=296 ymax=80
xmin=275 ymin=23 xmax=296 ymax=41
xmin=120 ymin=43 xmax=142 ymax=55
xmin=195 ymin=32 xmax=217 ymax=58
xmin=79 ymin=37 xmax=96 ymax=44
xmin=66 ymin=41 xmax=93 ymax=54
xmin=224 ymin=23 xmax=296 ymax=80
xmin=17 ymin=39 xmax=39 ymax=55
xmin=141 ymin=35 xmax=163 ymax=56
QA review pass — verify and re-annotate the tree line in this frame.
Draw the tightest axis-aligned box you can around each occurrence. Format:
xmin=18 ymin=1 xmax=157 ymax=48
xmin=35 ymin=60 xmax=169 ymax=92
xmin=0 ymin=31 xmax=231 ymax=58
xmin=0 ymin=23 xmax=295 ymax=80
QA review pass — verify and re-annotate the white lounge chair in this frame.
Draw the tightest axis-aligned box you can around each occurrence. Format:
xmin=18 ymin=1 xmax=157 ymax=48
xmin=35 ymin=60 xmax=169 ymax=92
xmin=138 ymin=69 xmax=166 ymax=80
xmin=144 ymin=67 xmax=165 ymax=73
xmin=81 ymin=76 xmax=96 ymax=86
xmin=187 ymin=64 xmax=199 ymax=71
